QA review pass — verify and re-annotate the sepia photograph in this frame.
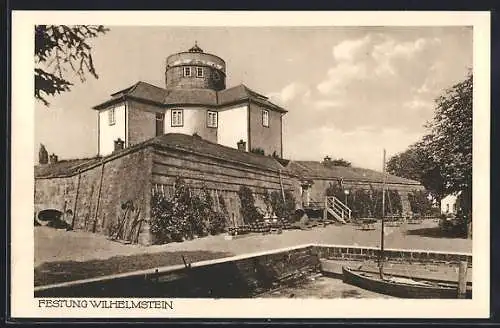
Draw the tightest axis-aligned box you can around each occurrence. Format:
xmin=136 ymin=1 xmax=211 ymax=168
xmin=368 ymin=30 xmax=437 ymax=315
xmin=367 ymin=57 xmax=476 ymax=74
xmin=10 ymin=11 xmax=490 ymax=318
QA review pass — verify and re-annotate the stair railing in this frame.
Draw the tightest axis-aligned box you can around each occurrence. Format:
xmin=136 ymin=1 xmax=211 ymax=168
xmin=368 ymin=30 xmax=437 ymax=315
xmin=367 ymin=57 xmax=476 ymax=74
xmin=325 ymin=196 xmax=352 ymax=221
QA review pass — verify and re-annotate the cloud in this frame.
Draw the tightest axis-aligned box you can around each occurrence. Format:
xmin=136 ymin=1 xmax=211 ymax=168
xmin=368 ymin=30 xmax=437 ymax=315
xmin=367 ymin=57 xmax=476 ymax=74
xmin=317 ymin=61 xmax=368 ymax=94
xmin=317 ymin=34 xmax=443 ymax=95
xmin=312 ymin=100 xmax=342 ymax=110
xmin=372 ymin=37 xmax=441 ymax=61
xmin=267 ymin=82 xmax=309 ymax=106
xmin=333 ymin=35 xmax=371 ymax=62
xmin=403 ymin=98 xmax=434 ymax=112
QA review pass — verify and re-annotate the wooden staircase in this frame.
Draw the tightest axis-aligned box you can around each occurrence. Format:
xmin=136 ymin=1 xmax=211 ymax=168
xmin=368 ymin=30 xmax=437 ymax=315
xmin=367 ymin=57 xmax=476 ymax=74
xmin=324 ymin=196 xmax=351 ymax=224
xmin=302 ymin=196 xmax=351 ymax=224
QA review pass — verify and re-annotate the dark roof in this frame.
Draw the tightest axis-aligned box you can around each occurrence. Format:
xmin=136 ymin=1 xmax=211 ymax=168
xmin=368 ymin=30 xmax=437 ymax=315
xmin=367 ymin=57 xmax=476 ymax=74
xmin=288 ymin=161 xmax=422 ymax=186
xmin=188 ymin=42 xmax=204 ymax=53
xmin=164 ymin=88 xmax=217 ymax=105
xmin=93 ymin=81 xmax=287 ymax=113
xmin=218 ymin=85 xmax=287 ymax=112
xmin=35 ymin=157 xmax=102 ymax=178
xmin=148 ymin=133 xmax=289 ymax=172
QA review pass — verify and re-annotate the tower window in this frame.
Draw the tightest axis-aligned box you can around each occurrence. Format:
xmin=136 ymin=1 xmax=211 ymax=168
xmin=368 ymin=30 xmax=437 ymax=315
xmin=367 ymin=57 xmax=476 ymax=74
xmin=262 ymin=109 xmax=269 ymax=127
xmin=196 ymin=67 xmax=204 ymax=78
xmin=108 ymin=107 xmax=116 ymax=126
xmin=183 ymin=67 xmax=191 ymax=77
xmin=171 ymin=109 xmax=184 ymax=127
xmin=156 ymin=113 xmax=164 ymax=136
xmin=207 ymin=111 xmax=218 ymax=128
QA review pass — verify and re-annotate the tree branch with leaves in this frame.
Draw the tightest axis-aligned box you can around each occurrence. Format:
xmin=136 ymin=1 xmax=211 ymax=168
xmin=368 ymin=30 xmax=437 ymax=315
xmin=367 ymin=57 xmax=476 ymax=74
xmin=34 ymin=25 xmax=109 ymax=106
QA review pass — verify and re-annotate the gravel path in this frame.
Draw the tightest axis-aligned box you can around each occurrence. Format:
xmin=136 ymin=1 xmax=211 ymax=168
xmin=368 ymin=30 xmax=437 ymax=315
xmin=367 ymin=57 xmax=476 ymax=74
xmin=35 ymin=219 xmax=471 ymax=267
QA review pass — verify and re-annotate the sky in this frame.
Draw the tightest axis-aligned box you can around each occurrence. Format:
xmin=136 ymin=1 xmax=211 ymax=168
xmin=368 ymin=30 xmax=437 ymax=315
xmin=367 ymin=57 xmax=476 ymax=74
xmin=35 ymin=26 xmax=472 ymax=170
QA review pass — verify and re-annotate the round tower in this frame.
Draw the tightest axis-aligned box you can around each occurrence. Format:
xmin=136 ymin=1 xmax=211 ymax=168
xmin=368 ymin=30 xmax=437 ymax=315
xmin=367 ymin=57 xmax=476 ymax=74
xmin=165 ymin=42 xmax=226 ymax=91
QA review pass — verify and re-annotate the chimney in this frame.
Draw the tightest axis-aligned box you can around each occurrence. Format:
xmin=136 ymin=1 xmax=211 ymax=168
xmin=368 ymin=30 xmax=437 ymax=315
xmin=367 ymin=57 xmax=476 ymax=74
xmin=49 ymin=153 xmax=58 ymax=164
xmin=114 ymin=138 xmax=125 ymax=152
xmin=237 ymin=139 xmax=246 ymax=151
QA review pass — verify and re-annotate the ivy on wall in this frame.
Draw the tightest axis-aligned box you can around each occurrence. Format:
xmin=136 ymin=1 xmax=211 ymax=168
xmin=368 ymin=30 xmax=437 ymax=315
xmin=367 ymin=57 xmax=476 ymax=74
xmin=237 ymin=186 xmax=262 ymax=224
xmin=150 ymin=178 xmax=228 ymax=245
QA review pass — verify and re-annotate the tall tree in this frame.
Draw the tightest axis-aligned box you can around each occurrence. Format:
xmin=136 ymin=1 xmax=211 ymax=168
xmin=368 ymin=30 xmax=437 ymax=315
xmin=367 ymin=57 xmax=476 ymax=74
xmin=427 ymin=72 xmax=473 ymax=219
xmin=387 ymin=72 xmax=472 ymax=236
xmin=386 ymin=138 xmax=445 ymax=200
xmin=35 ymin=25 xmax=109 ymax=106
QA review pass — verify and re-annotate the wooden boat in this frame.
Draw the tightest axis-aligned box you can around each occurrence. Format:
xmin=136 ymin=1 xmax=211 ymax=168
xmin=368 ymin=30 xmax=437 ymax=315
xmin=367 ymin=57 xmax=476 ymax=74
xmin=342 ymin=266 xmax=470 ymax=299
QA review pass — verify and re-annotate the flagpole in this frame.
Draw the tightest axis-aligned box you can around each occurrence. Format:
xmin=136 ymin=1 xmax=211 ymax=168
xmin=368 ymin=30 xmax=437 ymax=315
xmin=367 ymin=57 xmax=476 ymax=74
xmin=379 ymin=148 xmax=387 ymax=280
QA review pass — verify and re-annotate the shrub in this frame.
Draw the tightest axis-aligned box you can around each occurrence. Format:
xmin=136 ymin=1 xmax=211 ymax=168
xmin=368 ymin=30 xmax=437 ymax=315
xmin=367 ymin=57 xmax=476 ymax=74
xmin=150 ymin=178 xmax=228 ymax=244
xmin=237 ymin=186 xmax=262 ymax=224
xmin=269 ymin=190 xmax=296 ymax=219
xmin=325 ymin=184 xmax=402 ymax=219
xmin=350 ymin=189 xmax=373 ymax=218
xmin=250 ymin=147 xmax=265 ymax=155
xmin=408 ymin=190 xmax=433 ymax=216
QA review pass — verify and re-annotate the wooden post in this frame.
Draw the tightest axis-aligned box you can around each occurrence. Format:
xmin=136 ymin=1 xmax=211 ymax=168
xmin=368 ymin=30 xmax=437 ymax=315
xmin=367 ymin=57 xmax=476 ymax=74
xmin=458 ymin=261 xmax=468 ymax=298
xmin=379 ymin=149 xmax=387 ymax=280
xmin=323 ymin=197 xmax=327 ymax=221
xmin=93 ymin=162 xmax=105 ymax=233
xmin=71 ymin=172 xmax=81 ymax=230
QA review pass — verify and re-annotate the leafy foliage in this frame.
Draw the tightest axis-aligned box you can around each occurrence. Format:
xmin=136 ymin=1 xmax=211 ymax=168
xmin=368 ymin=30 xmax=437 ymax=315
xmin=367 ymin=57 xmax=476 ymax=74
xmin=387 ymin=73 xmax=472 ymax=222
xmin=150 ymin=178 xmax=228 ymax=244
xmin=407 ymin=190 xmax=433 ymax=216
xmin=350 ymin=189 xmax=373 ymax=218
xmin=237 ymin=186 xmax=263 ymax=224
xmin=386 ymin=140 xmax=445 ymax=200
xmin=269 ymin=190 xmax=296 ymax=219
xmin=35 ymin=25 xmax=109 ymax=105
xmin=250 ymin=147 xmax=265 ymax=155
xmin=323 ymin=156 xmax=352 ymax=167
xmin=331 ymin=158 xmax=352 ymax=167
xmin=325 ymin=183 xmax=402 ymax=219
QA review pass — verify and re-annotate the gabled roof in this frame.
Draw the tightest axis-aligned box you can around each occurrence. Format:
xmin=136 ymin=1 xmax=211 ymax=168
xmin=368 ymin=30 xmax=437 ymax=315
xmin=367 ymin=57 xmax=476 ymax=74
xmin=93 ymin=81 xmax=287 ymax=113
xmin=287 ymin=160 xmax=422 ymax=186
xmin=149 ymin=133 xmax=289 ymax=172
xmin=218 ymin=85 xmax=287 ymax=112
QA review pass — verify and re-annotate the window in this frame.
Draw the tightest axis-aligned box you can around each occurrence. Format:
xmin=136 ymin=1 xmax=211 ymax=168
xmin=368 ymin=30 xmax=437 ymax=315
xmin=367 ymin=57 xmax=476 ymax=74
xmin=156 ymin=113 xmax=164 ymax=136
xmin=108 ymin=107 xmax=116 ymax=126
xmin=207 ymin=111 xmax=218 ymax=128
xmin=183 ymin=67 xmax=191 ymax=77
xmin=171 ymin=109 xmax=184 ymax=127
xmin=262 ymin=109 xmax=269 ymax=127
xmin=196 ymin=67 xmax=204 ymax=78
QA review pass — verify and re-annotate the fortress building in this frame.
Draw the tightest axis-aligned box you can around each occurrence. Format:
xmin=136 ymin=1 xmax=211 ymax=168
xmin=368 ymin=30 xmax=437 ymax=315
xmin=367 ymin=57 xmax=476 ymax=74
xmin=93 ymin=43 xmax=286 ymax=158
xmin=34 ymin=43 xmax=423 ymax=245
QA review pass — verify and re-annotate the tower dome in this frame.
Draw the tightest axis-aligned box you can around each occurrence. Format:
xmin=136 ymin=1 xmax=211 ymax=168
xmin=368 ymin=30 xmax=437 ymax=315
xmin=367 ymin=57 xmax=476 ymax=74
xmin=165 ymin=42 xmax=226 ymax=91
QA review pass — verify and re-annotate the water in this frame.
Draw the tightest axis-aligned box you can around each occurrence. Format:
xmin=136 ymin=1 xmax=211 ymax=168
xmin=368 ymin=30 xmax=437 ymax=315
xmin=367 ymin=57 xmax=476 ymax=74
xmin=258 ymin=275 xmax=394 ymax=299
